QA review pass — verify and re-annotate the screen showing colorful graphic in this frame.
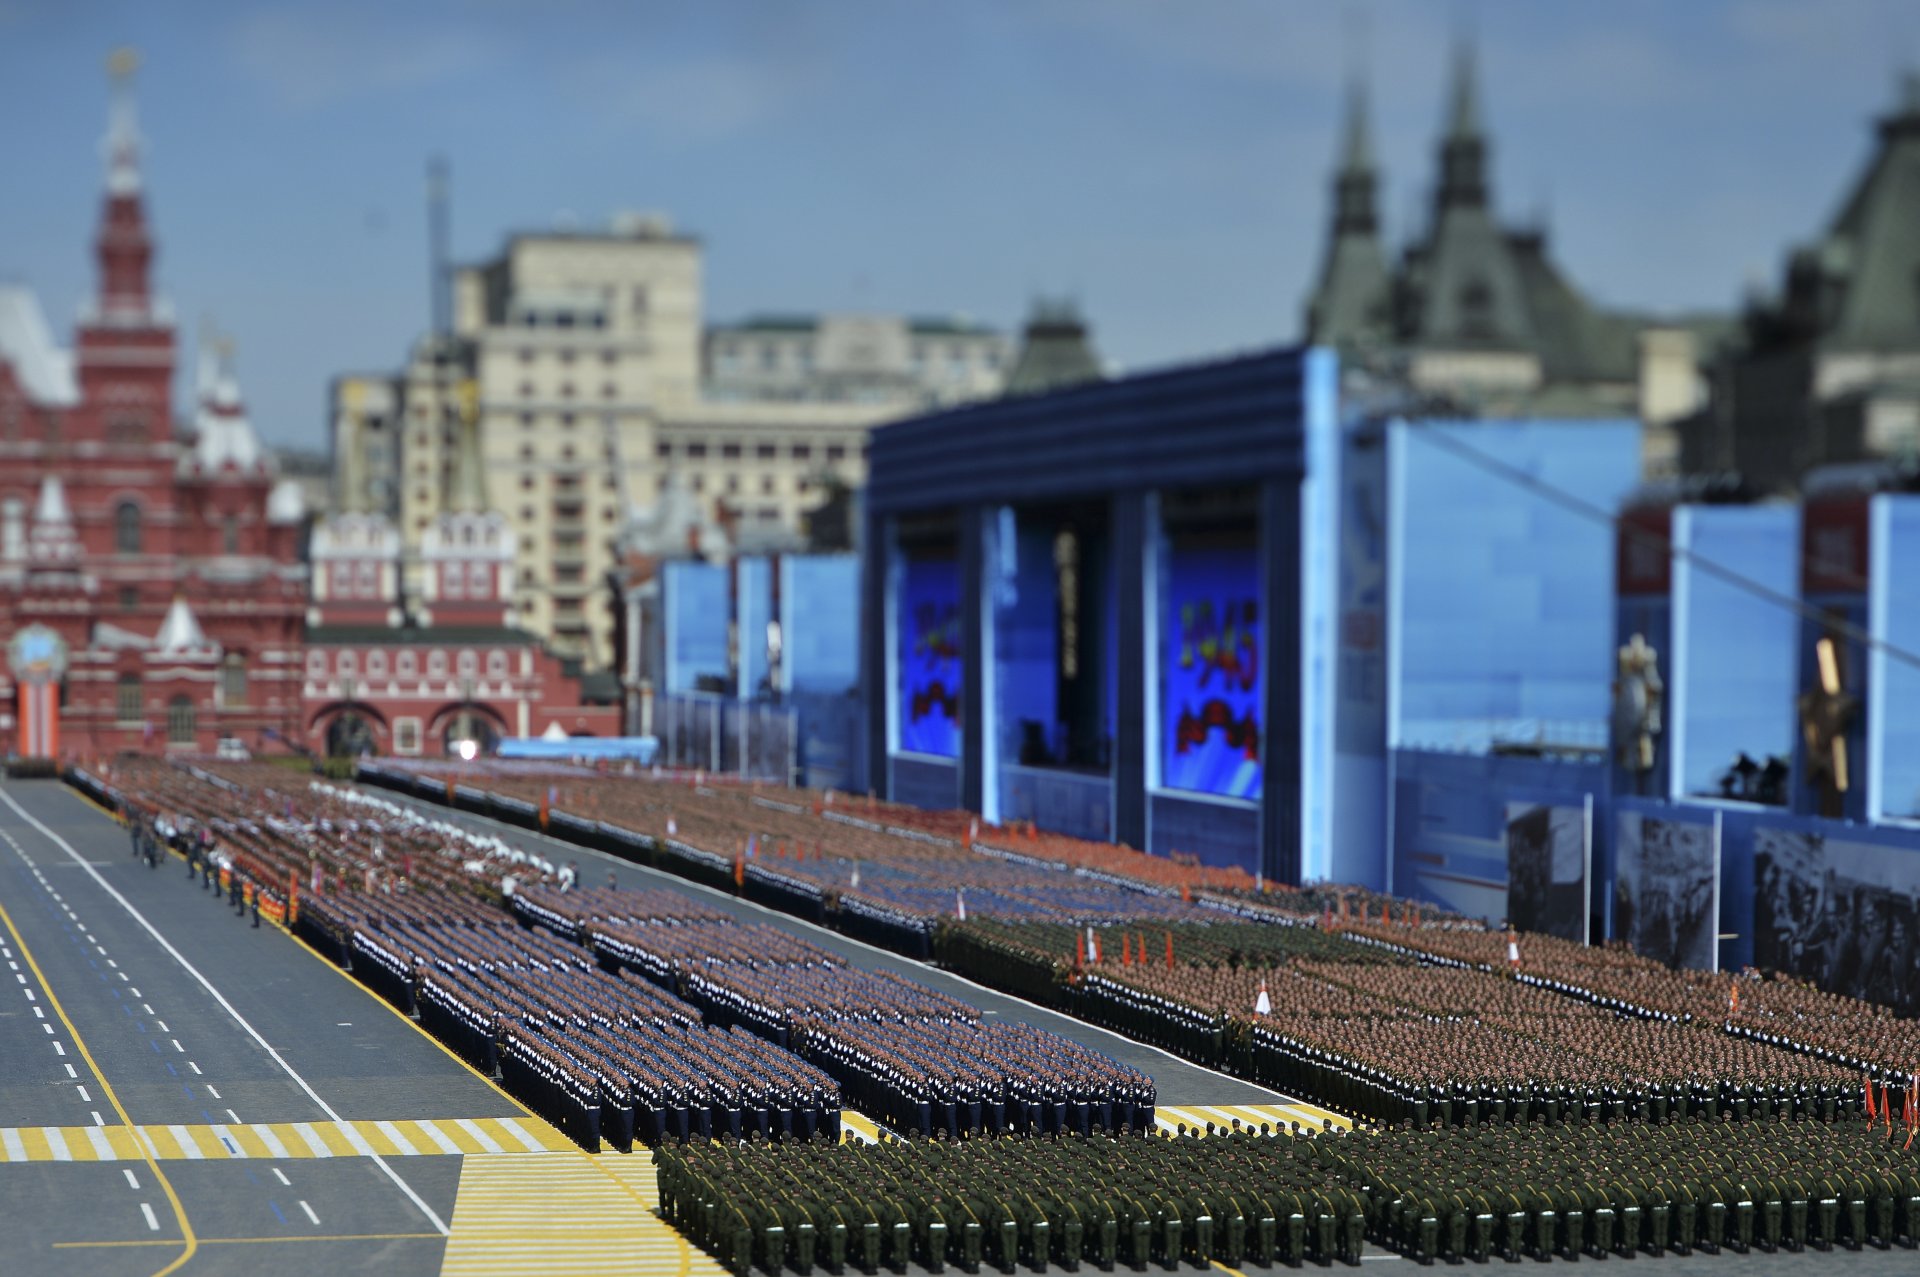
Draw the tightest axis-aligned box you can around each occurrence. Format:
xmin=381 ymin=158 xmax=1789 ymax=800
xmin=897 ymin=554 xmax=961 ymax=757
xmin=1162 ymin=543 xmax=1261 ymax=798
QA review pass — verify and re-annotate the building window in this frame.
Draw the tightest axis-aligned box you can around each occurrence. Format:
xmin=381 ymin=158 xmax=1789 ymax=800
xmin=520 ymin=349 xmax=534 ymax=364
xmin=631 ymin=287 xmax=648 ymax=315
xmin=757 ymin=506 xmax=780 ymax=521
xmin=397 ymin=650 xmax=418 ymax=678
xmin=457 ymin=650 xmax=478 ymax=678
xmin=428 ymin=650 xmax=449 ymax=677
xmin=602 ymin=383 xmax=616 ymax=399
xmin=602 ymin=350 xmax=619 ymax=366
xmin=792 ymin=443 xmax=812 ymax=461
xmin=560 ymin=383 xmax=574 ymax=399
xmin=721 ymin=442 xmax=741 ymax=459
xmin=826 ymin=445 xmax=846 ymax=463
xmin=686 ymin=442 xmax=707 ymax=459
xmin=655 ymin=441 xmax=672 ymax=458
xmin=222 ymin=515 xmax=241 ymax=555
xmin=520 ymin=445 xmax=535 ymax=461
xmin=559 ymin=349 xmax=575 ymax=365
xmin=338 ymin=651 xmax=357 ymax=677
xmin=519 ymin=382 xmax=534 ymax=398
xmin=726 ymin=475 xmax=740 ymax=493
xmin=691 ymin=475 xmax=705 ymax=493
xmin=116 ymin=674 xmax=142 ymax=724
xmin=521 ymin=413 xmax=535 ymax=428
xmin=221 ymin=654 xmax=247 ymax=706
xmin=119 ymin=586 xmax=139 ymax=612
xmin=756 ymin=443 xmax=777 ymax=460
xmin=761 ymin=476 xmax=776 ymax=494
xmin=486 ymin=649 xmax=508 ymax=678
xmin=166 ymin=695 xmax=195 ymax=745
xmin=114 ymin=501 xmax=142 ymax=555
xmin=394 ymin=717 xmax=421 ymax=754
xmin=366 ymin=651 xmax=388 ymax=679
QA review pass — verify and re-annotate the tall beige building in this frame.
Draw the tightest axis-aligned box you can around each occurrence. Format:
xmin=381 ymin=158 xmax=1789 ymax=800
xmin=332 ymin=212 xmax=1010 ymax=670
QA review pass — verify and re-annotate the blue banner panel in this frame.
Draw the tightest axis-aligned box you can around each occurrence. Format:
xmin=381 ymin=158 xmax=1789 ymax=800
xmin=897 ymin=554 xmax=961 ymax=758
xmin=664 ymin=562 xmax=730 ymax=695
xmin=1872 ymin=496 xmax=1920 ymax=821
xmin=783 ymin=555 xmax=860 ymax=696
xmin=737 ymin=556 xmax=772 ymax=700
xmin=1162 ymin=544 xmax=1262 ymax=799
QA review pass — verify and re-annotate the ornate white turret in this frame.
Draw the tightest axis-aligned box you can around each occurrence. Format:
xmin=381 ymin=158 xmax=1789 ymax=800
xmin=27 ymin=476 xmax=82 ymax=566
xmin=154 ymin=595 xmax=217 ymax=655
xmin=187 ymin=332 xmax=268 ymax=474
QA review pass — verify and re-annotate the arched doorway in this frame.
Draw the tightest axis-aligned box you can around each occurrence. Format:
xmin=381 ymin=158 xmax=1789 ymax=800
xmin=440 ymin=708 xmax=500 ymax=757
xmin=326 ymin=712 xmax=378 ymax=758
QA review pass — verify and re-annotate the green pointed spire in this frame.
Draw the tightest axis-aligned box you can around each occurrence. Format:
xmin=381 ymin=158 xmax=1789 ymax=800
xmin=1446 ymin=40 xmax=1482 ymax=141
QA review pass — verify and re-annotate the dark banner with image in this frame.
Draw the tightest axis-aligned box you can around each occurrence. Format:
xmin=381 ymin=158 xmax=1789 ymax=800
xmin=1754 ymin=828 xmax=1920 ymax=1015
xmin=1162 ymin=544 xmax=1261 ymax=799
xmin=1505 ymin=801 xmax=1589 ymax=943
xmin=1615 ymin=809 xmax=1718 ymax=970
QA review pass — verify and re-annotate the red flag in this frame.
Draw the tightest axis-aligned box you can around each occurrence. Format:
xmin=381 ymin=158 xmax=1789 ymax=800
xmin=1075 ymin=930 xmax=1086 ymax=970
xmin=1165 ymin=932 xmax=1174 ymax=969
xmin=1866 ymin=1076 xmax=1877 ymax=1121
xmin=733 ymin=854 xmax=745 ymax=889
xmin=1180 ymin=884 xmax=1191 ymax=904
xmin=1728 ymin=980 xmax=1740 ymax=1016
xmin=1121 ymin=933 xmax=1132 ymax=966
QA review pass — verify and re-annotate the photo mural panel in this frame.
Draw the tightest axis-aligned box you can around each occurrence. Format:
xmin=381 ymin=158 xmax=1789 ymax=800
xmin=896 ymin=554 xmax=961 ymax=758
xmin=1614 ymin=809 xmax=1718 ymax=970
xmin=1754 ymin=827 xmax=1920 ymax=1014
xmin=1505 ymin=801 xmax=1589 ymax=943
xmin=1162 ymin=543 xmax=1262 ymax=799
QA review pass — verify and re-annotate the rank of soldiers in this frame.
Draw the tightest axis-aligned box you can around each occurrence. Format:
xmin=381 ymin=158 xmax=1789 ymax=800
xmin=659 ymin=1112 xmax=1920 ymax=1274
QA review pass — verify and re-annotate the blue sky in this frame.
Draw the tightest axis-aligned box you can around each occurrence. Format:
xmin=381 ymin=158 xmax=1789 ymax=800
xmin=1 ymin=0 xmax=1916 ymax=447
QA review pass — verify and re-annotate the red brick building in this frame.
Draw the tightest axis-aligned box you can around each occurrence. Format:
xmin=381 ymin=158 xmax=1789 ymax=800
xmin=0 ymin=55 xmax=308 ymax=759
xmin=302 ymin=348 xmax=620 ymax=756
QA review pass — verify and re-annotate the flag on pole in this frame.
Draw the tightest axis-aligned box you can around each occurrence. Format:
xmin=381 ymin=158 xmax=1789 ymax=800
xmin=667 ymin=815 xmax=677 ymax=837
xmin=746 ymin=834 xmax=757 ymax=859
xmin=1121 ymin=932 xmax=1132 ymax=966
xmin=733 ymin=855 xmax=745 ymax=888
xmin=1165 ymin=931 xmax=1174 ymax=969
xmin=1866 ymin=1075 xmax=1877 ymax=1121
xmin=955 ymin=890 xmax=967 ymax=922
xmin=1086 ymin=927 xmax=1099 ymax=964
xmin=1728 ymin=980 xmax=1740 ymax=1016
xmin=850 ymin=863 xmax=860 ymax=889
xmin=1506 ymin=928 xmax=1521 ymax=971
xmin=1255 ymin=979 xmax=1271 ymax=1016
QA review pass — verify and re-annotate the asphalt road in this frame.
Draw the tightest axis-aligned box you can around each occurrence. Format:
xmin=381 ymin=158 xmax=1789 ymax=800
xmin=0 ymin=780 xmax=498 ymax=1277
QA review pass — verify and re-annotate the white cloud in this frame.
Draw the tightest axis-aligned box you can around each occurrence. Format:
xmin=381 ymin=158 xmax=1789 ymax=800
xmin=231 ymin=8 xmax=495 ymax=110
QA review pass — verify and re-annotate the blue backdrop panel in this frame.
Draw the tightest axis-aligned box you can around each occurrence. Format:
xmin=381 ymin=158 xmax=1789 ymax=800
xmin=1672 ymin=506 xmax=1800 ymax=799
xmin=993 ymin=518 xmax=1060 ymax=767
xmin=1161 ymin=544 xmax=1262 ymax=799
xmin=1389 ymin=748 xmax=1605 ymax=924
xmin=782 ymin=554 xmax=861 ymax=696
xmin=1872 ymin=496 xmax=1920 ymax=821
xmin=1391 ymin=422 xmax=1640 ymax=752
xmin=664 ymin=562 xmax=730 ymax=695
xmin=897 ymin=554 xmax=961 ymax=758
xmin=737 ymin=556 xmax=772 ymax=699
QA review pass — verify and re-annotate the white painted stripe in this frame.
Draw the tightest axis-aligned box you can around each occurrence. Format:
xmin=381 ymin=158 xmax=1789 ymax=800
xmin=411 ymin=1121 xmax=462 ymax=1156
xmin=210 ymin=1125 xmax=243 ymax=1157
xmin=494 ymin=1117 xmax=549 ymax=1153
xmin=252 ymin=1125 xmax=292 ymax=1160
xmin=85 ymin=1125 xmax=114 ymax=1160
xmin=0 ymin=787 xmax=450 ymax=1236
xmin=271 ymin=1167 xmax=290 ymax=1186
xmin=292 ymin=1123 xmax=334 ymax=1158
xmin=167 ymin=1125 xmax=204 ymax=1160
xmin=140 ymin=1202 xmax=158 ymax=1231
xmin=454 ymin=1118 xmax=504 ymax=1153
xmin=2 ymin=1129 xmax=25 ymax=1162
xmin=45 ymin=1128 xmax=72 ymax=1161
xmin=375 ymin=1120 xmax=420 ymax=1156
xmin=123 ymin=1168 xmax=140 ymax=1189
xmin=299 ymin=1200 xmax=320 ymax=1226
xmin=336 ymin=1123 xmax=378 ymax=1157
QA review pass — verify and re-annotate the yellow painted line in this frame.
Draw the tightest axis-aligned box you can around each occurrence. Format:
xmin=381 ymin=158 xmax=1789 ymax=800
xmin=371 ymin=1120 xmax=418 ymax=1157
xmin=839 ymin=1110 xmax=881 ymax=1144
xmin=0 ymin=864 xmax=199 ymax=1275
xmin=405 ymin=1119 xmax=465 ymax=1156
xmin=278 ymin=923 xmax=550 ymax=1127
xmin=228 ymin=1124 xmax=274 ymax=1159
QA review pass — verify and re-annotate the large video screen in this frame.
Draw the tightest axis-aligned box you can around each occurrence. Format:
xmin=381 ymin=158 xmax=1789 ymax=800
xmin=1162 ymin=542 xmax=1262 ymax=799
xmin=896 ymin=554 xmax=961 ymax=757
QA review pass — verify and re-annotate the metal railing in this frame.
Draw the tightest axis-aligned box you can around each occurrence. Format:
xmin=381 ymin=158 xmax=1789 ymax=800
xmin=651 ymin=694 xmax=797 ymax=785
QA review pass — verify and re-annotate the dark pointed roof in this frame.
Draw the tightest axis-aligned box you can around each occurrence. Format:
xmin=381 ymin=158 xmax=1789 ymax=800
xmin=1813 ymin=72 xmax=1920 ymax=352
xmin=1305 ymin=77 xmax=1392 ymax=353
xmin=1003 ymin=299 xmax=1104 ymax=397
